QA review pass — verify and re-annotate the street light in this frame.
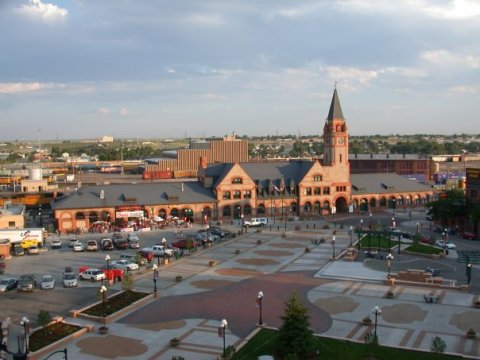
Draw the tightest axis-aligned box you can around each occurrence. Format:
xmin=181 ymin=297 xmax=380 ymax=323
xmin=391 ymin=217 xmax=395 ymax=229
xmin=386 ymin=253 xmax=394 ymax=279
xmin=360 ymin=219 xmax=363 ymax=231
xmin=442 ymin=231 xmax=447 ymax=255
xmin=105 ymin=255 xmax=111 ymax=270
xmin=257 ymin=291 xmax=264 ymax=325
xmin=20 ymin=317 xmax=29 ymax=356
xmin=372 ymin=306 xmax=382 ymax=338
xmin=416 ymin=222 xmax=420 ymax=235
xmin=369 ymin=213 xmax=372 ymax=230
xmin=99 ymin=285 xmax=107 ymax=318
xmin=152 ymin=264 xmax=158 ymax=294
xmin=220 ymin=319 xmax=228 ymax=357
xmin=331 ymin=236 xmax=336 ymax=259
xmin=467 ymin=262 xmax=473 ymax=284
xmin=349 ymin=226 xmax=353 ymax=247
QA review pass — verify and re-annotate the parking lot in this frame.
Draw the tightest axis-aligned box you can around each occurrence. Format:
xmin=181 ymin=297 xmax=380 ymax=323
xmin=0 ymin=224 xmax=228 ymax=325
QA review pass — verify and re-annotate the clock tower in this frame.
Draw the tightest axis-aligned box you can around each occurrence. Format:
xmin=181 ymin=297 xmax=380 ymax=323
xmin=323 ymin=88 xmax=349 ymax=167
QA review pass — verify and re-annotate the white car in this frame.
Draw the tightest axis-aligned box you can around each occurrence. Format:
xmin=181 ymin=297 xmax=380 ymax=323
xmin=62 ymin=272 xmax=78 ymax=287
xmin=73 ymin=242 xmax=84 ymax=252
xmin=435 ymin=240 xmax=456 ymax=250
xmin=40 ymin=275 xmax=55 ymax=290
xmin=111 ymin=259 xmax=139 ymax=271
xmin=129 ymin=239 xmax=140 ymax=249
xmin=79 ymin=268 xmax=106 ymax=281
xmin=68 ymin=238 xmax=80 ymax=247
xmin=127 ymin=233 xmax=139 ymax=242
xmin=243 ymin=217 xmax=268 ymax=227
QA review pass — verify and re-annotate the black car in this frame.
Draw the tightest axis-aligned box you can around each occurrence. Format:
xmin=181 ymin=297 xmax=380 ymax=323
xmin=17 ymin=274 xmax=37 ymax=292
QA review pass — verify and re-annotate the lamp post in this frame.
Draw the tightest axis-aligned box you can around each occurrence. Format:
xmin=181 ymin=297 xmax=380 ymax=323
xmin=20 ymin=317 xmax=29 ymax=356
xmin=257 ymin=291 xmax=264 ymax=325
xmin=416 ymin=222 xmax=420 ymax=236
xmin=331 ymin=236 xmax=336 ymax=259
xmin=442 ymin=231 xmax=447 ymax=255
xmin=369 ymin=213 xmax=372 ymax=230
xmin=391 ymin=217 xmax=395 ymax=230
xmin=220 ymin=319 xmax=228 ymax=357
xmin=360 ymin=219 xmax=363 ymax=231
xmin=152 ymin=264 xmax=158 ymax=294
xmin=372 ymin=305 xmax=381 ymax=338
xmin=386 ymin=253 xmax=394 ymax=279
xmin=467 ymin=262 xmax=473 ymax=284
xmin=105 ymin=255 xmax=111 ymax=270
xmin=349 ymin=226 xmax=353 ymax=247
xmin=100 ymin=285 xmax=107 ymax=318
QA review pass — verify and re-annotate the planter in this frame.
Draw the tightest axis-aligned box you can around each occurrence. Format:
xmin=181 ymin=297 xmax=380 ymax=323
xmin=98 ymin=326 xmax=109 ymax=334
xmin=362 ymin=317 xmax=372 ymax=326
xmin=385 ymin=291 xmax=395 ymax=299
xmin=170 ymin=338 xmax=180 ymax=347
xmin=176 ymin=275 xmax=183 ymax=282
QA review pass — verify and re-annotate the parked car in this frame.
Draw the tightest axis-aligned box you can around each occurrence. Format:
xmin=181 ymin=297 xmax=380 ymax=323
xmin=40 ymin=275 xmax=55 ymax=290
xmin=62 ymin=272 xmax=78 ymax=288
xmin=127 ymin=233 xmax=139 ymax=242
xmin=28 ymin=245 xmax=39 ymax=255
xmin=142 ymin=245 xmax=173 ymax=257
xmin=243 ymin=217 xmax=268 ymax=227
xmin=86 ymin=240 xmax=98 ymax=251
xmin=79 ymin=268 xmax=106 ymax=281
xmin=17 ymin=274 xmax=37 ymax=292
xmin=50 ymin=239 xmax=62 ymax=249
xmin=13 ymin=245 xmax=25 ymax=256
xmin=112 ymin=233 xmax=123 ymax=242
xmin=68 ymin=238 xmax=80 ymax=247
xmin=114 ymin=240 xmax=129 ymax=250
xmin=101 ymin=238 xmax=114 ymax=251
xmin=171 ymin=238 xmax=197 ymax=250
xmin=435 ymin=240 xmax=456 ymax=250
xmin=111 ymin=259 xmax=139 ymax=271
xmin=120 ymin=253 xmax=146 ymax=266
xmin=0 ymin=278 xmax=18 ymax=292
xmin=129 ymin=239 xmax=140 ymax=249
xmin=461 ymin=232 xmax=477 ymax=240
xmin=73 ymin=242 xmax=85 ymax=252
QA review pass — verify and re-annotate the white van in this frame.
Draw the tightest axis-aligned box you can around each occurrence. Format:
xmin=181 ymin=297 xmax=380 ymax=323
xmin=244 ymin=218 xmax=268 ymax=227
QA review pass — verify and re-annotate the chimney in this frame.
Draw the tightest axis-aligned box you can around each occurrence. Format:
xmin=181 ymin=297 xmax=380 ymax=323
xmin=199 ymin=156 xmax=208 ymax=169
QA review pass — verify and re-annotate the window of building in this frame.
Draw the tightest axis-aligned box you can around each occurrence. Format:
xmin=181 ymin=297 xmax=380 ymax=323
xmin=232 ymin=177 xmax=243 ymax=184
xmin=323 ymin=187 xmax=330 ymax=195
xmin=290 ymin=186 xmax=296 ymax=195
xmin=305 ymin=187 xmax=312 ymax=196
xmin=8 ymin=221 xmax=15 ymax=227
xmin=257 ymin=204 xmax=265 ymax=214
xmin=244 ymin=190 xmax=252 ymax=199
xmin=335 ymin=186 xmax=346 ymax=192
xmin=233 ymin=190 xmax=241 ymax=199
xmin=244 ymin=205 xmax=252 ymax=215
xmin=314 ymin=187 xmax=321 ymax=195
xmin=313 ymin=175 xmax=323 ymax=181
xmin=223 ymin=206 xmax=231 ymax=217
xmin=323 ymin=201 xmax=330 ymax=210
xmin=223 ymin=191 xmax=231 ymax=200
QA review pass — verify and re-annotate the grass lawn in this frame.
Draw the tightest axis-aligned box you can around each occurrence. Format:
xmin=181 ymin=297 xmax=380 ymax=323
xmin=233 ymin=328 xmax=462 ymax=360
xmin=360 ymin=235 xmax=401 ymax=250
xmin=404 ymin=244 xmax=443 ymax=255
xmin=29 ymin=322 xmax=82 ymax=352
xmin=81 ymin=290 xmax=148 ymax=317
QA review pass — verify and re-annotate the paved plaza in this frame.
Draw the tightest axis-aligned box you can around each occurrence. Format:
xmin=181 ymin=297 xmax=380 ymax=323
xmin=9 ymin=223 xmax=480 ymax=359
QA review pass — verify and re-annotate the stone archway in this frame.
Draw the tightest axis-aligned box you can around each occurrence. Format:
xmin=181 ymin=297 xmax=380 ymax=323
xmin=335 ymin=197 xmax=348 ymax=213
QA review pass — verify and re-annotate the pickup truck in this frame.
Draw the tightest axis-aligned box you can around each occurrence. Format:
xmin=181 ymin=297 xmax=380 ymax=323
xmin=141 ymin=245 xmax=174 ymax=258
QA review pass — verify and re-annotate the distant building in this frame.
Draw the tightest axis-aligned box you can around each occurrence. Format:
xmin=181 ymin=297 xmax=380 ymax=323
xmin=98 ymin=135 xmax=114 ymax=143
xmin=0 ymin=203 xmax=25 ymax=229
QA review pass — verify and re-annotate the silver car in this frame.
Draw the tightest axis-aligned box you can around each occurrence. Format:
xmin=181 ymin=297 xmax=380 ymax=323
xmin=40 ymin=275 xmax=55 ymax=290
xmin=62 ymin=272 xmax=78 ymax=287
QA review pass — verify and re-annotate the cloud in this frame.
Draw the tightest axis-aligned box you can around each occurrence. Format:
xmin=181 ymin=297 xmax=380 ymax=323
xmin=98 ymin=108 xmax=111 ymax=115
xmin=416 ymin=0 xmax=480 ymax=20
xmin=448 ymin=85 xmax=480 ymax=94
xmin=119 ymin=107 xmax=129 ymax=116
xmin=421 ymin=49 xmax=480 ymax=69
xmin=16 ymin=0 xmax=68 ymax=23
xmin=0 ymin=82 xmax=62 ymax=94
xmin=204 ymin=93 xmax=227 ymax=101
xmin=183 ymin=13 xmax=225 ymax=26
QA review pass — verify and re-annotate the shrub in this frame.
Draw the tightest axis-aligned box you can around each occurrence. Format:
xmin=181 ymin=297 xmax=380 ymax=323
xmin=430 ymin=336 xmax=446 ymax=353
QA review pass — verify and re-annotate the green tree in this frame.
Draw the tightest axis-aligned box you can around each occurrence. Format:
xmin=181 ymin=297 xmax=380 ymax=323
xmin=277 ymin=292 xmax=314 ymax=358
xmin=37 ymin=309 xmax=52 ymax=336
xmin=430 ymin=336 xmax=446 ymax=353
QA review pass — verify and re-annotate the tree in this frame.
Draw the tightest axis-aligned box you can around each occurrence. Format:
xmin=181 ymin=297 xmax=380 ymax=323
xmin=430 ymin=336 xmax=446 ymax=353
xmin=37 ymin=309 xmax=52 ymax=336
xmin=277 ymin=292 xmax=314 ymax=358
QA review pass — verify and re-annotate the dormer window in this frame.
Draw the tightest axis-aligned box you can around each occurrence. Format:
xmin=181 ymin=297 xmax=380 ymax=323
xmin=313 ymin=175 xmax=323 ymax=181
xmin=232 ymin=177 xmax=243 ymax=184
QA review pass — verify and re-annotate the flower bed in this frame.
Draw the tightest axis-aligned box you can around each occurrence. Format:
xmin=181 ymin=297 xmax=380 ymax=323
xmin=29 ymin=322 xmax=82 ymax=352
xmin=82 ymin=290 xmax=149 ymax=317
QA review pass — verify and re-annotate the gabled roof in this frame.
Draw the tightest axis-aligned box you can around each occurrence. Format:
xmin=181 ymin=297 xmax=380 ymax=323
xmin=240 ymin=161 xmax=313 ymax=188
xmin=52 ymin=182 xmax=216 ymax=210
xmin=327 ymin=88 xmax=344 ymax=121
xmin=350 ymin=173 xmax=431 ymax=195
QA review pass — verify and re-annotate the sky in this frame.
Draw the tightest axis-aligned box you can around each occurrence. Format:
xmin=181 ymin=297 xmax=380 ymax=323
xmin=0 ymin=0 xmax=479 ymax=141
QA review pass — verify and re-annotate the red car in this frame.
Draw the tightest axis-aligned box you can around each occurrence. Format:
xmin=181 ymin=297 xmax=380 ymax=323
xmin=172 ymin=238 xmax=198 ymax=250
xmin=461 ymin=232 xmax=477 ymax=240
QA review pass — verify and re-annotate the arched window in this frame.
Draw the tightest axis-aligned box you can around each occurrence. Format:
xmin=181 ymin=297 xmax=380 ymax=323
xmin=380 ymin=197 xmax=387 ymax=207
xmin=88 ymin=211 xmax=98 ymax=223
xmin=322 ymin=201 xmax=330 ymax=210
xmin=101 ymin=211 xmax=111 ymax=222
xmin=257 ymin=204 xmax=265 ymax=214
xmin=304 ymin=202 xmax=311 ymax=212
xmin=223 ymin=206 xmax=231 ymax=217
xmin=313 ymin=201 xmax=321 ymax=214
xmin=352 ymin=199 xmax=359 ymax=209
xmin=290 ymin=202 xmax=297 ymax=213
xmin=369 ymin=198 xmax=376 ymax=208
xmin=405 ymin=195 xmax=412 ymax=205
xmin=203 ymin=207 xmax=211 ymax=218
xmin=414 ymin=195 xmax=421 ymax=205
xmin=397 ymin=196 xmax=404 ymax=206
xmin=244 ymin=204 xmax=252 ymax=215
xmin=170 ymin=208 xmax=179 ymax=217
xmin=158 ymin=209 xmax=167 ymax=218
xmin=75 ymin=212 xmax=85 ymax=220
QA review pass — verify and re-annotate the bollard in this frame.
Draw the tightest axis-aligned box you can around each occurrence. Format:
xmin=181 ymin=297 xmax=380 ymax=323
xmin=277 ymin=226 xmax=280 ymax=231
xmin=313 ymin=223 xmax=316 ymax=229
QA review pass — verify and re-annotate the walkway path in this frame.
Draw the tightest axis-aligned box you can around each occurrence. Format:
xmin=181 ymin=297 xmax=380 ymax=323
xmin=51 ymin=225 xmax=480 ymax=359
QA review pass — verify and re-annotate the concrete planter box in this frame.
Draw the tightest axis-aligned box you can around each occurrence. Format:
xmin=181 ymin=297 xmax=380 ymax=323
xmin=27 ymin=318 xmax=92 ymax=360
xmin=72 ymin=291 xmax=154 ymax=324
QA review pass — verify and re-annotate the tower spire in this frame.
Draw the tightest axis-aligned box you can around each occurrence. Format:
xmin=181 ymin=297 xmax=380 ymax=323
xmin=327 ymin=88 xmax=344 ymax=121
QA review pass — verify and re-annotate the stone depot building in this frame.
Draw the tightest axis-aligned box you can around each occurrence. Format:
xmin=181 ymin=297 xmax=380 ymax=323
xmin=52 ymin=90 xmax=433 ymax=233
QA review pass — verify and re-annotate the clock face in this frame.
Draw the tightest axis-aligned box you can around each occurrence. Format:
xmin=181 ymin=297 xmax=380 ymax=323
xmin=337 ymin=137 xmax=345 ymax=145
